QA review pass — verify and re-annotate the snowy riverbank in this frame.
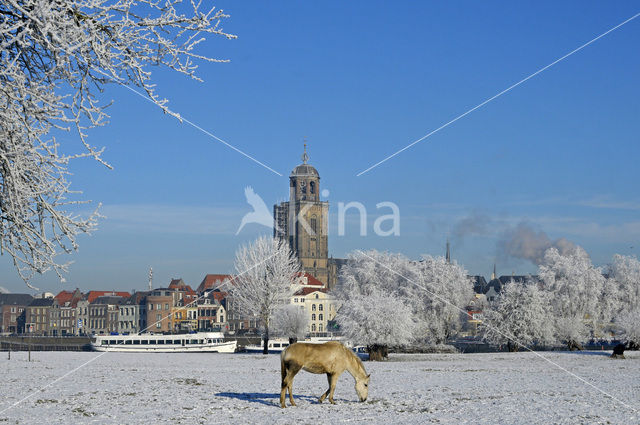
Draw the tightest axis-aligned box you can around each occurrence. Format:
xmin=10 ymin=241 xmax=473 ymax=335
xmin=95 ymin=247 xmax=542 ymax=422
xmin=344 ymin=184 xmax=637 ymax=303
xmin=1 ymin=351 xmax=638 ymax=424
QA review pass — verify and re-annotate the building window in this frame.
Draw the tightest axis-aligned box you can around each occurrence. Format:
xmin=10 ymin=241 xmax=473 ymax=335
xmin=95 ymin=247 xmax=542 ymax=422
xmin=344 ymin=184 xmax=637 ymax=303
xmin=165 ymin=303 xmax=169 ymax=310
xmin=319 ymin=304 xmax=323 ymax=311
xmin=319 ymin=314 xmax=323 ymax=321
xmin=312 ymin=324 xmax=316 ymax=332
xmin=319 ymin=324 xmax=323 ymax=332
xmin=310 ymin=181 xmax=315 ymax=194
xmin=310 ymin=217 xmax=317 ymax=234
xmin=312 ymin=304 xmax=316 ymax=311
xmin=312 ymin=314 xmax=316 ymax=321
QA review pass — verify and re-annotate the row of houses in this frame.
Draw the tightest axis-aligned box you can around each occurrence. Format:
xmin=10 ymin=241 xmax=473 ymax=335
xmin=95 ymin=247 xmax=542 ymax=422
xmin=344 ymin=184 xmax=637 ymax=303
xmin=0 ymin=272 xmax=339 ymax=337
xmin=0 ymin=278 xmax=226 ymax=336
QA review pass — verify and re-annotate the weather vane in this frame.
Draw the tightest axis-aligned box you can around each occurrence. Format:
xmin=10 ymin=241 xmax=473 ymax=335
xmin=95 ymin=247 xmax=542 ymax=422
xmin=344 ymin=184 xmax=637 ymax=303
xmin=302 ymin=138 xmax=309 ymax=164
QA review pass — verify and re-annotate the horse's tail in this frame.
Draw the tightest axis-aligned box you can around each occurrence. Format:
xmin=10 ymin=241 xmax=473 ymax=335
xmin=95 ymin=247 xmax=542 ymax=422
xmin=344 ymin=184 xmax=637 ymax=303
xmin=280 ymin=348 xmax=287 ymax=383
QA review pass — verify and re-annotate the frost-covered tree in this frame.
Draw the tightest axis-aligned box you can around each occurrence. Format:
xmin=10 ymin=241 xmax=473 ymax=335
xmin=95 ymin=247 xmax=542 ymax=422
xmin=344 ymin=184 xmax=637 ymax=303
xmin=230 ymin=236 xmax=301 ymax=354
xmin=337 ymin=287 xmax=416 ymax=361
xmin=616 ymin=308 xmax=640 ymax=349
xmin=334 ymin=250 xmax=474 ymax=358
xmin=412 ymin=256 xmax=474 ymax=344
xmin=607 ymin=255 xmax=640 ymax=347
xmin=334 ymin=250 xmax=417 ymax=360
xmin=538 ymin=247 xmax=605 ymax=350
xmin=273 ymin=304 xmax=308 ymax=344
xmin=0 ymin=0 xmax=235 ymax=287
xmin=482 ymin=281 xmax=554 ymax=351
xmin=607 ymin=255 xmax=640 ymax=316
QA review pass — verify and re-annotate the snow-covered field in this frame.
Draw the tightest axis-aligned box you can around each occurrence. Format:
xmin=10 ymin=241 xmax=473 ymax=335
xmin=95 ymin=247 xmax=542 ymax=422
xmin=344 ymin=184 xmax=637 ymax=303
xmin=1 ymin=350 xmax=639 ymax=424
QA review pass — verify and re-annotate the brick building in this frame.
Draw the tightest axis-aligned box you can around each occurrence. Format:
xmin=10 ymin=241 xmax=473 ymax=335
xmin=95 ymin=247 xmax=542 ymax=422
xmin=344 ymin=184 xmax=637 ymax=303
xmin=0 ymin=294 xmax=33 ymax=334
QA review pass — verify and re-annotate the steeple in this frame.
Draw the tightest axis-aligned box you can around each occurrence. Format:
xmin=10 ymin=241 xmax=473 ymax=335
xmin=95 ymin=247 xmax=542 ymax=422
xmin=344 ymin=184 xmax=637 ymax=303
xmin=445 ymin=239 xmax=451 ymax=263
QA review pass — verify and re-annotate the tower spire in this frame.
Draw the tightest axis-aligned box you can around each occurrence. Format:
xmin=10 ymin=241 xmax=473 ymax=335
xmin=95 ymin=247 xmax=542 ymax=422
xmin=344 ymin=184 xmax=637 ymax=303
xmin=491 ymin=263 xmax=496 ymax=280
xmin=301 ymin=140 xmax=309 ymax=164
xmin=445 ymin=239 xmax=451 ymax=263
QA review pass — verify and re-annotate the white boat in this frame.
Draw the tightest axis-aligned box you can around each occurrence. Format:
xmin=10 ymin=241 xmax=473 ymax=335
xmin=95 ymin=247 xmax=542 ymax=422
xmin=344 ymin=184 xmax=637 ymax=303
xmin=244 ymin=338 xmax=290 ymax=353
xmin=244 ymin=336 xmax=346 ymax=353
xmin=91 ymin=332 xmax=236 ymax=353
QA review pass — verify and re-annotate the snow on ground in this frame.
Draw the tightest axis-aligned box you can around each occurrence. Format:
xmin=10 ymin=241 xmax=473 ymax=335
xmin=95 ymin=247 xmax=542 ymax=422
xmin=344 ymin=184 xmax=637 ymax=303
xmin=1 ymin=350 xmax=639 ymax=424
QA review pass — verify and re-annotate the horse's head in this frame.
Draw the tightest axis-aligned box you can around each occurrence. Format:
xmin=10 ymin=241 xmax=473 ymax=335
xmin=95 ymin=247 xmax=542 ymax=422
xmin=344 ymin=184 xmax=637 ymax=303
xmin=355 ymin=374 xmax=370 ymax=402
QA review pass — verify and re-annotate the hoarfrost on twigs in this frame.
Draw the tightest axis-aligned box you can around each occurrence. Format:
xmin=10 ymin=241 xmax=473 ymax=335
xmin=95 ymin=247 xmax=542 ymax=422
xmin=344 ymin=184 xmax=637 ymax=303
xmin=0 ymin=0 xmax=235 ymax=287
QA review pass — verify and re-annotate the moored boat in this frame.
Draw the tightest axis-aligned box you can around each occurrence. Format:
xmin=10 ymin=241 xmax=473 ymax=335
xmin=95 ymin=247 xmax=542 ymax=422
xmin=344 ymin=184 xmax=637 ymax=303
xmin=243 ymin=335 xmax=346 ymax=353
xmin=91 ymin=332 xmax=236 ymax=353
xmin=244 ymin=338 xmax=290 ymax=353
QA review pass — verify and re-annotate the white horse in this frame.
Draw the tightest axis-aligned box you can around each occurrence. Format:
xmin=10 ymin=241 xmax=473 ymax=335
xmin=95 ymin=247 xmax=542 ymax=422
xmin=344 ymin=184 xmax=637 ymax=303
xmin=280 ymin=341 xmax=370 ymax=408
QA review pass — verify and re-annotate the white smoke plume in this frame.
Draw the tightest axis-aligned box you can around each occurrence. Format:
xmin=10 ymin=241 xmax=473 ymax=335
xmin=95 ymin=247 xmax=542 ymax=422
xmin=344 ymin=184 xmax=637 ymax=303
xmin=451 ymin=212 xmax=491 ymax=246
xmin=498 ymin=222 xmax=578 ymax=265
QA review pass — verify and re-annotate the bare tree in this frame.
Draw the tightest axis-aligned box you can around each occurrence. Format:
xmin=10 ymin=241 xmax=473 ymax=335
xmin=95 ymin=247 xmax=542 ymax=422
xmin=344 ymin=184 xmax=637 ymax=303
xmin=0 ymin=0 xmax=235 ymax=287
xmin=273 ymin=304 xmax=308 ymax=344
xmin=231 ymin=236 xmax=301 ymax=354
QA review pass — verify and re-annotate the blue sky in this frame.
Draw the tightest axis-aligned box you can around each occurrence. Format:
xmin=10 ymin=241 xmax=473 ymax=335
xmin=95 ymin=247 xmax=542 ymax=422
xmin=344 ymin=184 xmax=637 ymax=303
xmin=1 ymin=1 xmax=639 ymax=294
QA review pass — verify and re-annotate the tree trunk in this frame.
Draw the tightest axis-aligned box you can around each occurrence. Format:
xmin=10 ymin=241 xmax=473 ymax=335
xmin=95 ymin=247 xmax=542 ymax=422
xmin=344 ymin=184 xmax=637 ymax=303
xmin=611 ymin=342 xmax=626 ymax=359
xmin=263 ymin=327 xmax=269 ymax=355
xmin=566 ymin=340 xmax=583 ymax=351
xmin=367 ymin=344 xmax=388 ymax=361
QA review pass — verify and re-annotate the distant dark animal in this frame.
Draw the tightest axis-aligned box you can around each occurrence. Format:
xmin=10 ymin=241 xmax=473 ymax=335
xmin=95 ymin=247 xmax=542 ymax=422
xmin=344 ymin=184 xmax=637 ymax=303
xmin=280 ymin=341 xmax=369 ymax=408
xmin=611 ymin=343 xmax=626 ymax=359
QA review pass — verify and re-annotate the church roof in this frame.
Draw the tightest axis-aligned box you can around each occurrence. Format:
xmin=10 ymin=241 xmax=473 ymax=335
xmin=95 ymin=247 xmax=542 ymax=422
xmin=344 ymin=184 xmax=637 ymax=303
xmin=290 ymin=163 xmax=319 ymax=177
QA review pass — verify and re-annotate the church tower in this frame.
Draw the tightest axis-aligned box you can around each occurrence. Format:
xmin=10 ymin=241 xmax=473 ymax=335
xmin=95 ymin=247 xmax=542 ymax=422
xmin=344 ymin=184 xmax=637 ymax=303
xmin=274 ymin=145 xmax=329 ymax=285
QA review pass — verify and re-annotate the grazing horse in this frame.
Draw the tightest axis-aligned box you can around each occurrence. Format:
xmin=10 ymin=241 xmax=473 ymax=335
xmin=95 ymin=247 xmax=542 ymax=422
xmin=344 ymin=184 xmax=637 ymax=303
xmin=280 ymin=341 xmax=370 ymax=408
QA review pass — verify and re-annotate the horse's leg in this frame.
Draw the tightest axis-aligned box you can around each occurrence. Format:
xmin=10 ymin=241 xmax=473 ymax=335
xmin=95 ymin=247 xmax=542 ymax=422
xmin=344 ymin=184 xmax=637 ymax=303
xmin=280 ymin=370 xmax=288 ymax=408
xmin=283 ymin=364 xmax=301 ymax=407
xmin=280 ymin=357 xmax=287 ymax=408
xmin=318 ymin=373 xmax=332 ymax=403
xmin=327 ymin=373 xmax=340 ymax=404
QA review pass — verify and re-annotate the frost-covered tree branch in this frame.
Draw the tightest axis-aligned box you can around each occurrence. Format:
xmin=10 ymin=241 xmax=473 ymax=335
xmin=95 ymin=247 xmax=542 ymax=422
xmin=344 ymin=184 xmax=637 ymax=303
xmin=0 ymin=0 xmax=235 ymax=287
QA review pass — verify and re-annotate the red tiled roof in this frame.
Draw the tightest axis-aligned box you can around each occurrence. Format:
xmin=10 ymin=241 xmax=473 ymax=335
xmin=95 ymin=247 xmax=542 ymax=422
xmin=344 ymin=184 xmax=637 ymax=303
xmin=211 ymin=291 xmax=227 ymax=301
xmin=54 ymin=290 xmax=75 ymax=304
xmin=86 ymin=291 xmax=131 ymax=303
xmin=55 ymin=289 xmax=83 ymax=307
xmin=300 ymin=272 xmax=324 ymax=286
xmin=294 ymin=287 xmax=328 ymax=296
xmin=197 ymin=274 xmax=234 ymax=293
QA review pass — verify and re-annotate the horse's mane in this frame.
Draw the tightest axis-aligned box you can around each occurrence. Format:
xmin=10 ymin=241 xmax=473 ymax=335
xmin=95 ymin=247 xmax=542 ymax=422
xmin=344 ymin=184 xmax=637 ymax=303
xmin=341 ymin=343 xmax=366 ymax=375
